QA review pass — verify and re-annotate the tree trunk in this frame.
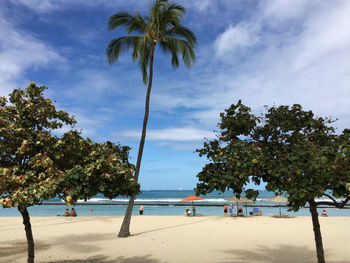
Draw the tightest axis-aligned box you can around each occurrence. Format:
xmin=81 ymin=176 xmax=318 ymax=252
xmin=18 ymin=207 xmax=35 ymax=263
xmin=309 ymin=199 xmax=326 ymax=263
xmin=118 ymin=45 xmax=155 ymax=238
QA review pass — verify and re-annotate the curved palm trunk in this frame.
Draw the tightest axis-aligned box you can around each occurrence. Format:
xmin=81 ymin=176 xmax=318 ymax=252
xmin=118 ymin=45 xmax=155 ymax=238
xmin=309 ymin=199 xmax=326 ymax=263
xmin=18 ymin=207 xmax=35 ymax=263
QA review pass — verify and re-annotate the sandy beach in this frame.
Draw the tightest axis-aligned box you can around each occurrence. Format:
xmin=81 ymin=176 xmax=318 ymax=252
xmin=1 ymin=215 xmax=349 ymax=263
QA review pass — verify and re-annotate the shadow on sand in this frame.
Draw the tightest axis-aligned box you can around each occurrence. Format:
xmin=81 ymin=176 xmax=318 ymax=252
xmin=217 ymin=244 xmax=350 ymax=263
xmin=0 ymin=241 xmax=51 ymax=258
xmin=136 ymin=217 xmax=213 ymax=236
xmin=0 ymin=232 xmax=113 ymax=260
xmin=53 ymin=232 xmax=117 ymax=253
xmin=44 ymin=254 xmax=164 ymax=263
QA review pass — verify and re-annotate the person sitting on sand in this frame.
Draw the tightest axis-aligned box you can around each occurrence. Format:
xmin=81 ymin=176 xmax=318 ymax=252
xmin=238 ymin=206 xmax=243 ymax=214
xmin=70 ymin=208 xmax=77 ymax=217
xmin=321 ymin=210 xmax=328 ymax=217
xmin=64 ymin=208 xmax=70 ymax=217
xmin=186 ymin=207 xmax=190 ymax=216
xmin=139 ymin=205 xmax=144 ymax=215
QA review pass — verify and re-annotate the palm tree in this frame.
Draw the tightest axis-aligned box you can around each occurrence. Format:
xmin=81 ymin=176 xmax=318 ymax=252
xmin=106 ymin=0 xmax=197 ymax=237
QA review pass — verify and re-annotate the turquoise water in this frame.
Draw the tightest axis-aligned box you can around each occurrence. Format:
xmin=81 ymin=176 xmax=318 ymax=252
xmin=1 ymin=190 xmax=349 ymax=217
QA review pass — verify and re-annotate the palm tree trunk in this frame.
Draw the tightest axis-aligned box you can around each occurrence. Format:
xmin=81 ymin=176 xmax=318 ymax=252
xmin=118 ymin=44 xmax=155 ymax=238
xmin=309 ymin=199 xmax=326 ymax=263
xmin=18 ymin=206 xmax=35 ymax=263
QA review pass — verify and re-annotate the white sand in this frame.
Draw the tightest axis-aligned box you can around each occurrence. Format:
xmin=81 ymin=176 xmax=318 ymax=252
xmin=1 ymin=216 xmax=350 ymax=263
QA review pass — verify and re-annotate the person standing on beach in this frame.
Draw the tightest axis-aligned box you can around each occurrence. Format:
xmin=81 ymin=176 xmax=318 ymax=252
xmin=229 ymin=205 xmax=233 ymax=216
xmin=193 ymin=206 xmax=196 ymax=216
xmin=139 ymin=205 xmax=144 ymax=215
xmin=224 ymin=204 xmax=228 ymax=216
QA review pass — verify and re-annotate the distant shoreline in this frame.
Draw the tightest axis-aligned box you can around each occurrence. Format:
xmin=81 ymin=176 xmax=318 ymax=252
xmin=40 ymin=202 xmax=350 ymax=209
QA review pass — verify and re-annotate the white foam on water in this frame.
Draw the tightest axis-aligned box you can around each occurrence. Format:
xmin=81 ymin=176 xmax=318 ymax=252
xmin=67 ymin=196 xmax=347 ymax=204
xmin=78 ymin=198 xmax=232 ymax=203
xmin=77 ymin=198 xmax=108 ymax=203
xmin=314 ymin=197 xmax=346 ymax=202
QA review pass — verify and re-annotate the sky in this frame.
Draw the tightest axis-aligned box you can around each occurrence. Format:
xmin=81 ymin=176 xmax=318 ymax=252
xmin=1 ymin=0 xmax=350 ymax=190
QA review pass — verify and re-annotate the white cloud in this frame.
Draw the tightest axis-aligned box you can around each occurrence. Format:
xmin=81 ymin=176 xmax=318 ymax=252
xmin=259 ymin=0 xmax=321 ymax=23
xmin=214 ymin=23 xmax=261 ymax=57
xmin=195 ymin=0 xmax=211 ymax=12
xmin=149 ymin=0 xmax=350 ymax=133
xmin=11 ymin=0 xmax=146 ymax=13
xmin=292 ymin=1 xmax=350 ymax=73
xmin=52 ymin=111 xmax=101 ymax=137
xmin=113 ymin=127 xmax=215 ymax=142
xmin=63 ymin=69 xmax=120 ymax=100
xmin=13 ymin=0 xmax=59 ymax=12
xmin=0 ymin=13 xmax=65 ymax=95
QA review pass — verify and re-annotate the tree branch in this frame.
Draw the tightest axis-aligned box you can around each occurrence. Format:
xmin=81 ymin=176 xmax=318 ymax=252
xmin=323 ymin=193 xmax=337 ymax=203
xmin=315 ymin=196 xmax=350 ymax=208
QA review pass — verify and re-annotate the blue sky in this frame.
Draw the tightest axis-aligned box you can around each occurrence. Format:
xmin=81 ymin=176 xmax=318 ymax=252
xmin=1 ymin=0 xmax=350 ymax=190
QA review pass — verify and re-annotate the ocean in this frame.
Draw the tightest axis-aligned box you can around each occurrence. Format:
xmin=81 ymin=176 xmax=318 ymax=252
xmin=1 ymin=190 xmax=349 ymax=217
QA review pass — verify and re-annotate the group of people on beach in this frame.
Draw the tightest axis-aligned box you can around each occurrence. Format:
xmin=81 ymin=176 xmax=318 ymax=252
xmin=185 ymin=205 xmax=249 ymax=216
xmin=186 ymin=206 xmax=197 ymax=216
xmin=224 ymin=204 xmax=244 ymax=216
xmin=64 ymin=206 xmax=328 ymax=217
xmin=64 ymin=208 xmax=77 ymax=217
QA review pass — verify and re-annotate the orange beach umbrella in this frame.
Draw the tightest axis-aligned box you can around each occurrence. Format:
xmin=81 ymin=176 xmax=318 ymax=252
xmin=181 ymin=195 xmax=204 ymax=202
xmin=181 ymin=195 xmax=204 ymax=210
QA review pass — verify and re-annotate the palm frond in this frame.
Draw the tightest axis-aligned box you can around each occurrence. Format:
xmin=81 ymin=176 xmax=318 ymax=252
xmin=179 ymin=40 xmax=195 ymax=68
xmin=107 ymin=0 xmax=197 ymax=84
xmin=108 ymin=12 xmax=133 ymax=30
xmin=108 ymin=12 xmax=147 ymax=34
xmin=164 ymin=26 xmax=198 ymax=47
xmin=127 ymin=12 xmax=147 ymax=34
xmin=161 ymin=37 xmax=196 ymax=68
xmin=159 ymin=39 xmax=179 ymax=67
xmin=167 ymin=1 xmax=185 ymax=15
xmin=132 ymin=37 xmax=146 ymax=62
xmin=138 ymin=42 xmax=151 ymax=84
xmin=106 ymin=36 xmax=141 ymax=64
xmin=164 ymin=1 xmax=185 ymax=24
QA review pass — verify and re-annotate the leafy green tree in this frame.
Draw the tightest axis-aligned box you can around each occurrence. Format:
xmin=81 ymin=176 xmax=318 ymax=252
xmin=0 ymin=83 xmax=139 ymax=263
xmin=195 ymin=101 xmax=350 ymax=263
xmin=57 ymin=131 xmax=139 ymax=203
xmin=106 ymin=0 xmax=197 ymax=237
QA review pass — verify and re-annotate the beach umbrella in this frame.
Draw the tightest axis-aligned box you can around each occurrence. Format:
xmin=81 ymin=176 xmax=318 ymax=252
xmin=225 ymin=197 xmax=254 ymax=216
xmin=181 ymin=195 xmax=204 ymax=212
xmin=267 ymin=196 xmax=288 ymax=216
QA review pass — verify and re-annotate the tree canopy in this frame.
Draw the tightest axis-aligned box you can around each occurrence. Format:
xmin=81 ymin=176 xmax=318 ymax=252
xmin=0 ymin=82 xmax=139 ymax=263
xmin=194 ymin=101 xmax=350 ymax=263
xmin=106 ymin=0 xmax=197 ymax=84
xmin=0 ymin=82 xmax=139 ymax=209
xmin=195 ymin=101 xmax=350 ymax=209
